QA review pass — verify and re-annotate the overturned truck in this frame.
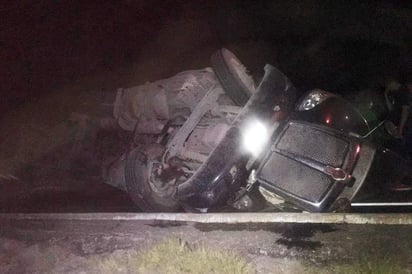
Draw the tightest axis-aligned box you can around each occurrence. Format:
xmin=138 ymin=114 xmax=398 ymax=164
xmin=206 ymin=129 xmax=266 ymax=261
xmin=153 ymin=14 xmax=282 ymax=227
xmin=103 ymin=49 xmax=412 ymax=212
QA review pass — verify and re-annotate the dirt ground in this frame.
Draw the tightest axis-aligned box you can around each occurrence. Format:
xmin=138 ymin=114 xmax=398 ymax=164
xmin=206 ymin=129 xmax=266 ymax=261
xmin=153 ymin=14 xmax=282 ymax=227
xmin=1 ymin=218 xmax=412 ymax=273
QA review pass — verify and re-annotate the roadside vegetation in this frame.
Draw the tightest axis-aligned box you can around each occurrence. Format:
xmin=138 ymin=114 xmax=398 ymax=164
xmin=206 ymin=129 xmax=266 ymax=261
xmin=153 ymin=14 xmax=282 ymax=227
xmin=306 ymin=253 xmax=408 ymax=274
xmin=1 ymin=236 xmax=410 ymax=273
xmin=91 ymin=238 xmax=254 ymax=274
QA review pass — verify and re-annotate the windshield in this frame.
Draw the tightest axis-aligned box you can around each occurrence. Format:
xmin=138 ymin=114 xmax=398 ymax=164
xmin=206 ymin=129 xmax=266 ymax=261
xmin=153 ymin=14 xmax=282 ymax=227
xmin=345 ymin=89 xmax=389 ymax=128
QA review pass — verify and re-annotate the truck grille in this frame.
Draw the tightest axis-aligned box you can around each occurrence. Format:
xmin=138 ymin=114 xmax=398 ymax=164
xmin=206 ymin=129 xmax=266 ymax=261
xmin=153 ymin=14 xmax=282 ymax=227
xmin=259 ymin=154 xmax=332 ymax=203
xmin=276 ymin=122 xmax=349 ymax=167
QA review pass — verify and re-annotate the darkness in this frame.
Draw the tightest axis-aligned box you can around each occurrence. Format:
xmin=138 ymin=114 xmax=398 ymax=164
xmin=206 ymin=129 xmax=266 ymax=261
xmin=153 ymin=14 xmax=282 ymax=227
xmin=0 ymin=1 xmax=411 ymax=212
xmin=1 ymin=0 xmax=411 ymax=112
xmin=1 ymin=1 xmax=179 ymax=108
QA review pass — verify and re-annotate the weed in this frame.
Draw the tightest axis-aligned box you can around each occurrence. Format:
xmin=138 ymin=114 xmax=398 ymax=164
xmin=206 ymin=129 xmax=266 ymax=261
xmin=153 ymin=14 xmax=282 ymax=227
xmin=306 ymin=253 xmax=407 ymax=274
xmin=92 ymin=238 xmax=254 ymax=274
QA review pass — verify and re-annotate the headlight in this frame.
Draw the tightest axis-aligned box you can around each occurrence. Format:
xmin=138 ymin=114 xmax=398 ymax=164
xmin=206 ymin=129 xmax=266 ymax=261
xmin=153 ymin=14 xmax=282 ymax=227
xmin=296 ymin=89 xmax=332 ymax=111
xmin=242 ymin=119 xmax=269 ymax=157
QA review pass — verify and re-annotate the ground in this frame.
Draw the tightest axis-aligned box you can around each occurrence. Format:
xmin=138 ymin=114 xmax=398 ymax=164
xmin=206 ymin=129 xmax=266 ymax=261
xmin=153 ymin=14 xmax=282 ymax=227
xmin=1 ymin=218 xmax=411 ymax=273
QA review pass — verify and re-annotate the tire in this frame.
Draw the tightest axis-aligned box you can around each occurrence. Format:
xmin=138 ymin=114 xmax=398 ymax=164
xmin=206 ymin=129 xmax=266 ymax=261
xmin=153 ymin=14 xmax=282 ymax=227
xmin=124 ymin=148 xmax=180 ymax=212
xmin=211 ymin=48 xmax=255 ymax=106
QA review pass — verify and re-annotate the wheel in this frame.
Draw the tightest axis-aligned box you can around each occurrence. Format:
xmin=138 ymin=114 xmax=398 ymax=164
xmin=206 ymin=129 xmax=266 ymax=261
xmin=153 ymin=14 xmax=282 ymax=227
xmin=211 ymin=48 xmax=255 ymax=106
xmin=124 ymin=148 xmax=180 ymax=212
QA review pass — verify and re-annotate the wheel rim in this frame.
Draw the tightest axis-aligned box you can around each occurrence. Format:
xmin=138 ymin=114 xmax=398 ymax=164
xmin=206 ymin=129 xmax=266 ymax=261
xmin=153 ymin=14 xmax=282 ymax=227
xmin=147 ymin=161 xmax=177 ymax=198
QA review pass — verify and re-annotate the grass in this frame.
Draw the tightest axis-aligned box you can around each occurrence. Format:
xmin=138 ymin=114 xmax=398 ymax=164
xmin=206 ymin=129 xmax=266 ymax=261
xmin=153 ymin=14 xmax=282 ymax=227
xmin=2 ymin=237 xmax=408 ymax=274
xmin=306 ymin=254 xmax=407 ymax=274
xmin=92 ymin=238 xmax=254 ymax=274
xmin=93 ymin=244 xmax=407 ymax=274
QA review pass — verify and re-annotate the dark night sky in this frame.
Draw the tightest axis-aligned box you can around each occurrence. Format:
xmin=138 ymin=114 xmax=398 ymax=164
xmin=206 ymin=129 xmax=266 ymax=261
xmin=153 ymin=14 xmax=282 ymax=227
xmin=1 ymin=1 xmax=411 ymax=112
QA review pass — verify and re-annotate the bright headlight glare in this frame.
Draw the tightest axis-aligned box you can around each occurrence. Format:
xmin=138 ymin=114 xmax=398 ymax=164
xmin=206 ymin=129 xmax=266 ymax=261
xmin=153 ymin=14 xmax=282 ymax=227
xmin=242 ymin=120 xmax=269 ymax=157
xmin=297 ymin=90 xmax=331 ymax=111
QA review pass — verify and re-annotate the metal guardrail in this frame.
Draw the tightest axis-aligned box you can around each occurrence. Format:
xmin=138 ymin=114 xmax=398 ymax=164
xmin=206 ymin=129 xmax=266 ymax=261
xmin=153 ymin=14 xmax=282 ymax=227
xmin=1 ymin=212 xmax=412 ymax=225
